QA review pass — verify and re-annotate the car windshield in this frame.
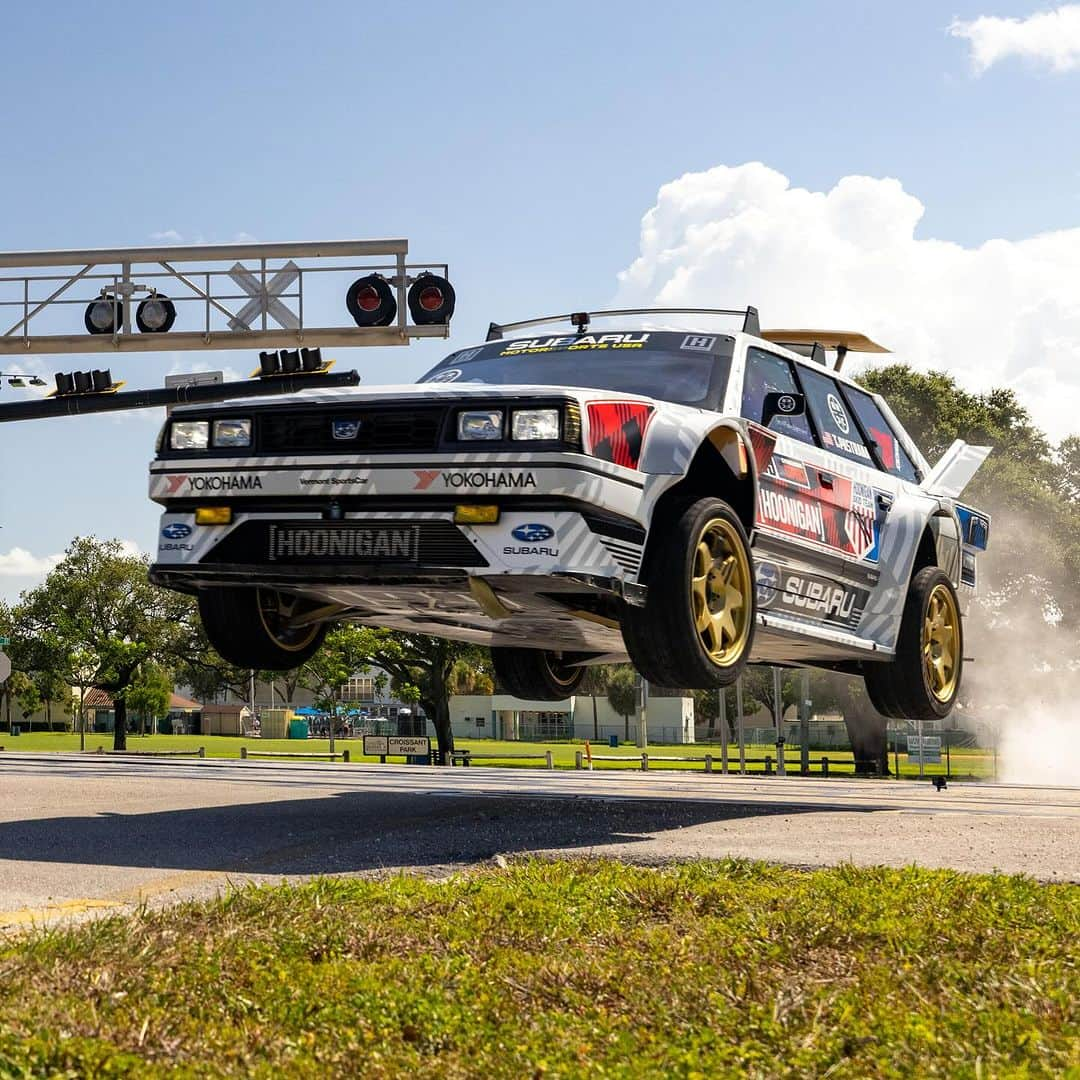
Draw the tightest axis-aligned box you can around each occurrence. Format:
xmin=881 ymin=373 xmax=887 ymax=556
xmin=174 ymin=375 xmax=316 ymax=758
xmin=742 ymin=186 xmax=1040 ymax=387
xmin=419 ymin=330 xmax=733 ymax=408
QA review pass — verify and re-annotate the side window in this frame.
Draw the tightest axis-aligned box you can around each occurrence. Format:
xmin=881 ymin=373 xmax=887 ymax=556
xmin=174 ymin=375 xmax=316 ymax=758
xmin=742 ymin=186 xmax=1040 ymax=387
xmin=740 ymin=348 xmax=814 ymax=445
xmin=841 ymin=386 xmax=920 ymax=482
xmin=798 ymin=366 xmax=876 ymax=467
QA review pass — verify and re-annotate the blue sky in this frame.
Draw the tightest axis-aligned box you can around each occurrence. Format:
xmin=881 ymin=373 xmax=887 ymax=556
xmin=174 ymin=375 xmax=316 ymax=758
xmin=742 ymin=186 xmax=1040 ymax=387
xmin=3 ymin=0 xmax=1079 ymax=600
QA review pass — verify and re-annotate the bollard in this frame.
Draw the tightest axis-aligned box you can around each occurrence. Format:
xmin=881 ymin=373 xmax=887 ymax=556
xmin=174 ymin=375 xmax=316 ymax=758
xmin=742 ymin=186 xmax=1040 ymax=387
xmin=822 ymin=757 xmax=829 ymax=777
xmin=198 ymin=747 xmax=205 ymax=759
xmin=545 ymin=750 xmax=554 ymax=770
xmin=642 ymin=752 xmax=649 ymax=771
xmin=705 ymin=754 xmax=713 ymax=773
xmin=240 ymin=746 xmax=248 ymax=759
xmin=575 ymin=750 xmax=583 ymax=770
xmin=343 ymin=749 xmax=350 ymax=763
xmin=765 ymin=754 xmax=773 ymax=775
xmin=96 ymin=746 xmax=104 ymax=754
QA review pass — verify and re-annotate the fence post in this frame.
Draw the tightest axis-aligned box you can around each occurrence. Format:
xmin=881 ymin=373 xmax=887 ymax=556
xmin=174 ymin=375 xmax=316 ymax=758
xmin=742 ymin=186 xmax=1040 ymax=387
xmin=641 ymin=752 xmax=649 ymax=771
xmin=822 ymin=756 xmax=829 ymax=777
xmin=343 ymin=749 xmax=350 ymax=763
xmin=575 ymin=750 xmax=583 ymax=770
xmin=545 ymin=750 xmax=553 ymax=770
xmin=705 ymin=754 xmax=713 ymax=773
xmin=765 ymin=754 xmax=773 ymax=776
xmin=240 ymin=746 xmax=247 ymax=759
xmin=198 ymin=746 xmax=205 ymax=758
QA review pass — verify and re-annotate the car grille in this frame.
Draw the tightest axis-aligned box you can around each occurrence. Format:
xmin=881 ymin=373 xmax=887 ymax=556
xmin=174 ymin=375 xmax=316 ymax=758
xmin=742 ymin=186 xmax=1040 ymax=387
xmin=203 ymin=520 xmax=488 ymax=567
xmin=257 ymin=406 xmax=445 ymax=454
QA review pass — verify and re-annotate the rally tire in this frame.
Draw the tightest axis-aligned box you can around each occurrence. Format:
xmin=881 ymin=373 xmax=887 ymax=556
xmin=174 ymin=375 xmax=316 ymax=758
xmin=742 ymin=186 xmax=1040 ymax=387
xmin=198 ymin=587 xmax=328 ymax=671
xmin=864 ymin=567 xmax=963 ymax=722
xmin=491 ymin=647 xmax=587 ymax=701
xmin=621 ymin=497 xmax=755 ymax=689
xmin=862 ymin=661 xmax=905 ymax=719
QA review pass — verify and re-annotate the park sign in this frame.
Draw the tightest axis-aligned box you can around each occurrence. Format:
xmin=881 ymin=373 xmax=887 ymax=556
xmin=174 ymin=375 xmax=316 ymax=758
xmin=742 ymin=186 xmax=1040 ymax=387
xmin=363 ymin=735 xmax=430 ymax=758
xmin=0 ymin=651 xmax=10 ymax=686
xmin=908 ymin=735 xmax=942 ymax=764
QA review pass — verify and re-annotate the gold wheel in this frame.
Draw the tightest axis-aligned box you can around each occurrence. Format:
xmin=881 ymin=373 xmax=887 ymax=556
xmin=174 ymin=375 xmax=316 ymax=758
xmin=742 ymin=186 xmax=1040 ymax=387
xmin=690 ymin=518 xmax=752 ymax=667
xmin=923 ymin=583 xmax=960 ymax=702
xmin=257 ymin=590 xmax=322 ymax=653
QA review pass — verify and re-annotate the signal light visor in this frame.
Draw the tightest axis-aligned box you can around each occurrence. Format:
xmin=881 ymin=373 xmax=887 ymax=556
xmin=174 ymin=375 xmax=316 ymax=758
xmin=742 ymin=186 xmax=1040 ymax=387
xmin=457 ymin=409 xmax=503 ymax=440
xmin=170 ymin=421 xmax=209 ymax=450
xmin=212 ymin=419 xmax=252 ymax=448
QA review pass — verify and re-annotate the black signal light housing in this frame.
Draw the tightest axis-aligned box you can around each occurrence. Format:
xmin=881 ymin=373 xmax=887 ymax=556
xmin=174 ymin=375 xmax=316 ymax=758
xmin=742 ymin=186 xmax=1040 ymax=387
xmin=345 ymin=274 xmax=397 ymax=327
xmin=407 ymin=272 xmax=455 ymax=325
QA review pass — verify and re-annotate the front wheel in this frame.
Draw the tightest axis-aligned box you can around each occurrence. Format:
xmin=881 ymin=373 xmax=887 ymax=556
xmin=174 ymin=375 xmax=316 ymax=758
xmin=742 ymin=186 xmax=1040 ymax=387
xmin=491 ymin=647 xmax=587 ymax=701
xmin=863 ymin=567 xmax=963 ymax=721
xmin=198 ymin=587 xmax=329 ymax=670
xmin=621 ymin=497 xmax=755 ymax=688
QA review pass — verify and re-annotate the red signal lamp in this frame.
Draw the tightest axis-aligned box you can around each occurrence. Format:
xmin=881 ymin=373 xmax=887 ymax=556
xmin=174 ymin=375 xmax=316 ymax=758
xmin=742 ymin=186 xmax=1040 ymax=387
xmin=407 ymin=272 xmax=455 ymax=325
xmin=345 ymin=274 xmax=397 ymax=327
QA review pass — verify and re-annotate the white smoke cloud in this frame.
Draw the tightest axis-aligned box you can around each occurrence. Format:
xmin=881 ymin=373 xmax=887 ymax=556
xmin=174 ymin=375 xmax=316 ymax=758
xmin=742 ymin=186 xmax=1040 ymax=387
xmin=0 ymin=548 xmax=62 ymax=578
xmin=614 ymin=161 xmax=1080 ymax=442
xmin=949 ymin=5 xmax=1080 ymax=74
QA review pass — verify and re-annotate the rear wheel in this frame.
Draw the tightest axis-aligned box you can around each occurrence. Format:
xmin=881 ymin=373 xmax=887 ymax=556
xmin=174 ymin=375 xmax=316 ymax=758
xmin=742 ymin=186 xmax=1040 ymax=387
xmin=863 ymin=567 xmax=963 ymax=721
xmin=491 ymin=647 xmax=587 ymax=701
xmin=621 ymin=497 xmax=755 ymax=688
xmin=198 ymin=587 xmax=329 ymax=670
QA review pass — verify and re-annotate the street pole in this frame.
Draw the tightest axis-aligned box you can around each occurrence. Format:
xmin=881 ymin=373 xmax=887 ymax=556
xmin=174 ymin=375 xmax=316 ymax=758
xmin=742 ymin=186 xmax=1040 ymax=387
xmin=637 ymin=678 xmax=649 ymax=749
xmin=736 ymin=675 xmax=746 ymax=774
xmin=719 ymin=687 xmax=728 ymax=773
xmin=800 ymin=669 xmax=810 ymax=776
xmin=917 ymin=717 xmax=925 ymax=780
xmin=772 ymin=667 xmax=786 ymax=776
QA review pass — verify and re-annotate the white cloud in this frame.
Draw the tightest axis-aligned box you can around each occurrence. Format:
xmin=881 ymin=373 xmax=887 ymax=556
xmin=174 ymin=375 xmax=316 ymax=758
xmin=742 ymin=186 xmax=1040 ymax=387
xmin=949 ymin=5 xmax=1080 ymax=73
xmin=614 ymin=161 xmax=1080 ymax=442
xmin=149 ymin=229 xmax=184 ymax=243
xmin=0 ymin=547 xmax=62 ymax=578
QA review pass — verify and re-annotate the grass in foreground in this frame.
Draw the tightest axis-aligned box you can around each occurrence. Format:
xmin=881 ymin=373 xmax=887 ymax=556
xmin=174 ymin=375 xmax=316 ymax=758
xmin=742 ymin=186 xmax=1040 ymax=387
xmin=2 ymin=731 xmax=994 ymax=778
xmin=0 ymin=861 xmax=1076 ymax=1078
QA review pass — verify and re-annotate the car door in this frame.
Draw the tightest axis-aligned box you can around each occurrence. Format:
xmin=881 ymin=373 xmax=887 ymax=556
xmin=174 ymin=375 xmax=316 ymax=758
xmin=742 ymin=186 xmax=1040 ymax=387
xmin=741 ymin=347 xmax=895 ymax=636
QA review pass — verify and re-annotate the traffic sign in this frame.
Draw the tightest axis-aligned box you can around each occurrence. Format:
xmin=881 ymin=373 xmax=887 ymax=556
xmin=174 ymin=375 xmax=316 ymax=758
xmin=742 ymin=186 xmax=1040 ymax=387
xmin=907 ymin=735 xmax=942 ymax=764
xmin=0 ymin=651 xmax=11 ymax=685
xmin=363 ymin=735 xmax=431 ymax=757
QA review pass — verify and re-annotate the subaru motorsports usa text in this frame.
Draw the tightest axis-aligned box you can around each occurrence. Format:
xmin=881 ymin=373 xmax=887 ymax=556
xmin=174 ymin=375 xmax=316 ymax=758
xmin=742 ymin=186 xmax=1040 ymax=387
xmin=149 ymin=307 xmax=990 ymax=721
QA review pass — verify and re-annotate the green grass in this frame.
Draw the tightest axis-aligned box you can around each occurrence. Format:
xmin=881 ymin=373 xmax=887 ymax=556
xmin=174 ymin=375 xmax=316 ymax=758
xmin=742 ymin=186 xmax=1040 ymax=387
xmin=2 ymin=731 xmax=995 ymax=778
xmin=0 ymin=861 xmax=1075 ymax=1077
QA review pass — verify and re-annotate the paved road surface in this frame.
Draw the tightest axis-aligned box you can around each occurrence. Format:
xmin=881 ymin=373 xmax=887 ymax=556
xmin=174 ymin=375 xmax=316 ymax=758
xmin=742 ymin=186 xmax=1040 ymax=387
xmin=1 ymin=753 xmax=1077 ymax=928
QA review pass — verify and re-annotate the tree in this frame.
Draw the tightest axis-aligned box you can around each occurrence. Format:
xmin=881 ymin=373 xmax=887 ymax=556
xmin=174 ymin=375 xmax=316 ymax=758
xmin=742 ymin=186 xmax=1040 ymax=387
xmin=606 ymin=666 xmax=637 ymax=743
xmin=579 ymin=665 xmax=614 ymax=741
xmin=12 ymin=538 xmax=191 ymax=750
xmin=298 ymin=626 xmax=376 ymax=751
xmin=125 ymin=663 xmax=173 ymax=735
xmin=342 ymin=630 xmax=488 ymax=761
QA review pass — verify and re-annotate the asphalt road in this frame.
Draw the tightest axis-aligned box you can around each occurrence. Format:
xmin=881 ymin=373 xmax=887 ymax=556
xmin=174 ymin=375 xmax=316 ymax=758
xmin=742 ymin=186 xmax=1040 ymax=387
xmin=1 ymin=752 xmax=1077 ymax=929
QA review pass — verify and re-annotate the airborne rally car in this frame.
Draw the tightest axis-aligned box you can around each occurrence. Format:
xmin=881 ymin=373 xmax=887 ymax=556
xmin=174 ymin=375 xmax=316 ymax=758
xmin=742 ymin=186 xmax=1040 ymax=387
xmin=149 ymin=307 xmax=990 ymax=721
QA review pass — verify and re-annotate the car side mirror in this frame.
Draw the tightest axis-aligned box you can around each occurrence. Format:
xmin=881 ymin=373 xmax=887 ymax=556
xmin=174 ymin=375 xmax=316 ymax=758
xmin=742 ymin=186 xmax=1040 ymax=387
xmin=761 ymin=391 xmax=806 ymax=428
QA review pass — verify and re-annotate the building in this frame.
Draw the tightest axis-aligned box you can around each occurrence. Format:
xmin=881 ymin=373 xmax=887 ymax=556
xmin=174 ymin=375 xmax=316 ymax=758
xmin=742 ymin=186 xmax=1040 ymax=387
xmin=449 ymin=692 xmax=695 ymax=744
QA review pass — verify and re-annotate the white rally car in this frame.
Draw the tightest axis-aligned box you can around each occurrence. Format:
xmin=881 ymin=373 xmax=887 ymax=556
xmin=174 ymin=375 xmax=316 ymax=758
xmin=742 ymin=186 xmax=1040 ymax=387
xmin=149 ymin=307 xmax=990 ymax=721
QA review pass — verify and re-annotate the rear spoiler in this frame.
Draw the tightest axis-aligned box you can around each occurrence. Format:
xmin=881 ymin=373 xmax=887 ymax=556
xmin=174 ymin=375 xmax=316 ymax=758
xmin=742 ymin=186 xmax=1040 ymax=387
xmin=920 ymin=439 xmax=991 ymax=499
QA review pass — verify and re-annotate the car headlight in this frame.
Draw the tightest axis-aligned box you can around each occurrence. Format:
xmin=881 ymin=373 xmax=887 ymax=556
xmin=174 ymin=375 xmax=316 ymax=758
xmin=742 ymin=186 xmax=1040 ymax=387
xmin=511 ymin=408 xmax=560 ymax=440
xmin=457 ymin=409 xmax=503 ymax=440
xmin=212 ymin=419 xmax=252 ymax=448
xmin=170 ymin=420 xmax=209 ymax=450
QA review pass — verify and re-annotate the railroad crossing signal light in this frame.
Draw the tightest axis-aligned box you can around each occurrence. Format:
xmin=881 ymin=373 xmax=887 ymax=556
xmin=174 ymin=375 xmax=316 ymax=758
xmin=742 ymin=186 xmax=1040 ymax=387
xmin=407 ymin=272 xmax=455 ymax=325
xmin=84 ymin=299 xmax=121 ymax=335
xmin=52 ymin=369 xmax=125 ymax=396
xmin=135 ymin=294 xmax=177 ymax=333
xmin=345 ymin=274 xmax=397 ymax=327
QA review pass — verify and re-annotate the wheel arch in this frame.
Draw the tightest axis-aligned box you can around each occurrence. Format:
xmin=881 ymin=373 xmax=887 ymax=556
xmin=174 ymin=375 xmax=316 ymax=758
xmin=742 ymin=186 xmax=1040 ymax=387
xmin=912 ymin=510 xmax=962 ymax=586
xmin=642 ymin=424 xmax=756 ymax=576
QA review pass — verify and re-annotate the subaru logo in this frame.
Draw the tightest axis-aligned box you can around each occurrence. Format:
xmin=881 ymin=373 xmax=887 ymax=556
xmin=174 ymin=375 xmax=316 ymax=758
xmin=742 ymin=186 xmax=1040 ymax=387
xmin=332 ymin=419 xmax=361 ymax=440
xmin=162 ymin=523 xmax=192 ymax=540
xmin=755 ymin=561 xmax=780 ymax=608
xmin=512 ymin=523 xmax=554 ymax=543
